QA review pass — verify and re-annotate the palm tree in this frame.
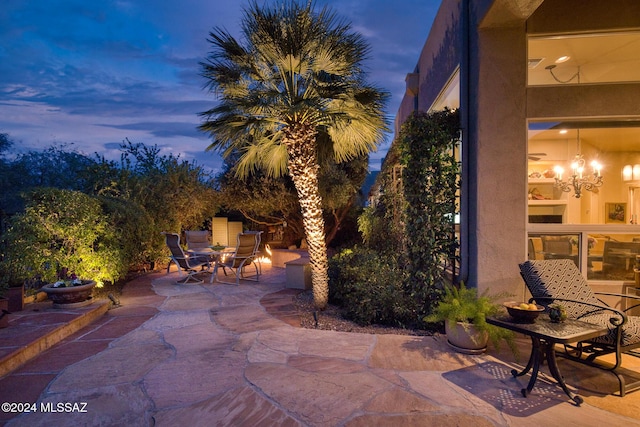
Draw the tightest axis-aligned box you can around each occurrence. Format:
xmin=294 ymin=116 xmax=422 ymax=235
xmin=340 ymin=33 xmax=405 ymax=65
xmin=198 ymin=0 xmax=388 ymax=309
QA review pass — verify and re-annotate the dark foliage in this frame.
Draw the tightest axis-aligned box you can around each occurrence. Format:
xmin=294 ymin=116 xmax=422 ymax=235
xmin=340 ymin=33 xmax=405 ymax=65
xmin=399 ymin=109 xmax=460 ymax=318
xmin=328 ymin=247 xmax=415 ymax=327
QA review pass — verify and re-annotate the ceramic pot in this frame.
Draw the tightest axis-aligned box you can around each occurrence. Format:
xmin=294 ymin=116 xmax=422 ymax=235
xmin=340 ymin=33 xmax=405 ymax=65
xmin=42 ymin=280 xmax=96 ymax=308
xmin=445 ymin=320 xmax=489 ymax=354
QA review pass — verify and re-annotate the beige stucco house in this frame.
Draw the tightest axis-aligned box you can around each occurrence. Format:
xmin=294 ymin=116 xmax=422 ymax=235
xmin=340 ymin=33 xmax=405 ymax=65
xmin=388 ymin=0 xmax=640 ymax=302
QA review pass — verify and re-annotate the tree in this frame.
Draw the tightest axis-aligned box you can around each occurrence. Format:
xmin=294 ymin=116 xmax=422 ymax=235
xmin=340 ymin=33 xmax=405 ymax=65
xmin=0 ymin=132 xmax=14 ymax=232
xmin=0 ymin=132 xmax=11 ymax=155
xmin=113 ymin=141 xmax=220 ymax=263
xmin=0 ymin=188 xmax=125 ymax=285
xmin=199 ymin=0 xmax=388 ymax=309
xmin=0 ymin=143 xmax=103 ymax=231
xmin=216 ymin=153 xmax=368 ymax=249
xmin=216 ymin=160 xmax=306 ymax=248
xmin=318 ymin=154 xmax=368 ymax=246
xmin=9 ymin=144 xmax=98 ymax=192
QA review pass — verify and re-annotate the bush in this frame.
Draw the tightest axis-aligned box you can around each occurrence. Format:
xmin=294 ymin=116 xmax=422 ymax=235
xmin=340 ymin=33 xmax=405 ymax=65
xmin=0 ymin=188 xmax=125 ymax=285
xmin=98 ymin=196 xmax=157 ymax=271
xmin=328 ymin=247 xmax=413 ymax=327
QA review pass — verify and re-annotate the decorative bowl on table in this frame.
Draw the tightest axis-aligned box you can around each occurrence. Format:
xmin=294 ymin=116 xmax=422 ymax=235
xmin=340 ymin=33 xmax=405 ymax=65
xmin=504 ymin=302 xmax=544 ymax=323
xmin=211 ymin=245 xmax=226 ymax=251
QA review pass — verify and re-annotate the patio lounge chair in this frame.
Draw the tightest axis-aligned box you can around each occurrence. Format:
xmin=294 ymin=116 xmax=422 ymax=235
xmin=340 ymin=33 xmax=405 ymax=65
xmin=519 ymin=259 xmax=640 ymax=396
xmin=214 ymin=232 xmax=262 ymax=285
xmin=163 ymin=232 xmax=210 ymax=284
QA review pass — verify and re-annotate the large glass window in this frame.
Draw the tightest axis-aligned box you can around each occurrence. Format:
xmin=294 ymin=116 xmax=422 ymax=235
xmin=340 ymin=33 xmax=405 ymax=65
xmin=527 ymin=120 xmax=640 ymax=283
xmin=527 ymin=120 xmax=640 ymax=225
xmin=528 ymin=230 xmax=640 ymax=282
xmin=528 ymin=31 xmax=640 ymax=86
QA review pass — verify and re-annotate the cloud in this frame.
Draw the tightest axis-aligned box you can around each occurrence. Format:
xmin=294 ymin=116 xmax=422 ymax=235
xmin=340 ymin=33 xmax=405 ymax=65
xmin=98 ymin=121 xmax=207 ymax=139
xmin=0 ymin=0 xmax=440 ymax=173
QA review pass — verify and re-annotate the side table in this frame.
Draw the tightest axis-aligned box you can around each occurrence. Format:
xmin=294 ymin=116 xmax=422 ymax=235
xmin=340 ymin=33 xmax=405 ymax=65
xmin=487 ymin=315 xmax=608 ymax=405
xmin=187 ymin=248 xmax=224 ymax=283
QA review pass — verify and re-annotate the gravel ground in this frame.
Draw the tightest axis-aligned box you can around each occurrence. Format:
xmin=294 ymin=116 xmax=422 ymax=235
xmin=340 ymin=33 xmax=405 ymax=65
xmin=293 ymin=290 xmax=433 ymax=336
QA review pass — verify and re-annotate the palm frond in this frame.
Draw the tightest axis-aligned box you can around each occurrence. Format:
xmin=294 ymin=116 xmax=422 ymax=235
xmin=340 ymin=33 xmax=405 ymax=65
xmin=199 ymin=0 xmax=389 ymax=176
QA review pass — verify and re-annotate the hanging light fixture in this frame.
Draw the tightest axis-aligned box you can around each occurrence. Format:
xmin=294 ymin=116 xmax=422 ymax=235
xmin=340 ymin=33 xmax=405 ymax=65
xmin=553 ymin=129 xmax=603 ymax=198
xmin=622 ymin=164 xmax=640 ymax=181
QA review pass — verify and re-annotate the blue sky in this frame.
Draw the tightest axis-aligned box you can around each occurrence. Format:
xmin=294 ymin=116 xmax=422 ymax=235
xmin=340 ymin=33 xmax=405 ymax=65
xmin=0 ymin=0 xmax=438 ymax=172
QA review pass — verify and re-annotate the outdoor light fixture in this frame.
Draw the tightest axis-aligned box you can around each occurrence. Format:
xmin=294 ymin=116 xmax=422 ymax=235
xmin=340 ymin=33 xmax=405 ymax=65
xmin=553 ymin=130 xmax=603 ymax=198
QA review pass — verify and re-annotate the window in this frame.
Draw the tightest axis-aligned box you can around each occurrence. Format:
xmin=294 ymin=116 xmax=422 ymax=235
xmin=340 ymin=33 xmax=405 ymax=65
xmin=528 ymin=120 xmax=640 ymax=224
xmin=528 ymin=31 xmax=640 ymax=86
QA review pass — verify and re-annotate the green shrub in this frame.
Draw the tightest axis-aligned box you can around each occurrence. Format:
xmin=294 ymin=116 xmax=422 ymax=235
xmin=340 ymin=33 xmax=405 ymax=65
xmin=0 ymin=188 xmax=124 ymax=285
xmin=328 ymin=247 xmax=413 ymax=327
xmin=98 ymin=196 xmax=157 ymax=271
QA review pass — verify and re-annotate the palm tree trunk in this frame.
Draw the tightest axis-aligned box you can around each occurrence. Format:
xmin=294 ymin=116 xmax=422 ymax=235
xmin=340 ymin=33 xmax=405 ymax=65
xmin=283 ymin=123 xmax=329 ymax=310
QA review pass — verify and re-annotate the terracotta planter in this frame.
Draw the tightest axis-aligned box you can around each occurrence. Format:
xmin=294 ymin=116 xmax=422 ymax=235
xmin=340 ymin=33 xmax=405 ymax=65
xmin=42 ymin=280 xmax=96 ymax=308
xmin=0 ymin=297 xmax=9 ymax=328
xmin=7 ymin=284 xmax=24 ymax=312
xmin=445 ymin=320 xmax=488 ymax=354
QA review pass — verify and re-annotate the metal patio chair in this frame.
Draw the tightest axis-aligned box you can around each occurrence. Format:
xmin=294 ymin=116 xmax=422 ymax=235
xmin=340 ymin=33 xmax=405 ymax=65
xmin=185 ymin=230 xmax=211 ymax=251
xmin=519 ymin=259 xmax=640 ymax=396
xmin=163 ymin=232 xmax=210 ymax=284
xmin=214 ymin=232 xmax=262 ymax=285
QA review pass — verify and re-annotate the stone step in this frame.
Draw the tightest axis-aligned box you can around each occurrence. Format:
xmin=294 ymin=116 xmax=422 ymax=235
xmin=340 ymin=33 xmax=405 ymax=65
xmin=0 ymin=300 xmax=109 ymax=377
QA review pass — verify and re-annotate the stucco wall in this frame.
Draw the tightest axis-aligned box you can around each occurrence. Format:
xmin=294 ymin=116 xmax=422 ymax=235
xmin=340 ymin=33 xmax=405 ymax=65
xmin=416 ymin=0 xmax=462 ymax=111
xmin=395 ymin=0 xmax=461 ymax=127
xmin=468 ymin=23 xmax=528 ymax=300
xmin=469 ymin=0 xmax=640 ymax=299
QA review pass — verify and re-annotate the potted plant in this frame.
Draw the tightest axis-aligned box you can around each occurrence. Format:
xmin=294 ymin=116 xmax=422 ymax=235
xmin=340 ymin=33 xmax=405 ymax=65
xmin=424 ymin=283 xmax=515 ymax=354
xmin=0 ymin=258 xmax=27 ymax=312
xmin=41 ymin=268 xmax=96 ymax=308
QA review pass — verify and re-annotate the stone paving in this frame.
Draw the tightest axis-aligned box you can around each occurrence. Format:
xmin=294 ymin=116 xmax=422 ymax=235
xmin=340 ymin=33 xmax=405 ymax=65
xmin=2 ymin=265 xmax=640 ymax=426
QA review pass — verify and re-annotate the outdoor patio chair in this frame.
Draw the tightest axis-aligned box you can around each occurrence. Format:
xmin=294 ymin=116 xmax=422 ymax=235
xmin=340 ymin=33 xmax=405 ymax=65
xmin=540 ymin=235 xmax=576 ymax=264
xmin=163 ymin=232 xmax=210 ymax=284
xmin=519 ymin=259 xmax=640 ymax=397
xmin=214 ymin=231 xmax=262 ymax=285
xmin=602 ymin=241 xmax=640 ymax=278
xmin=185 ymin=230 xmax=211 ymax=251
xmin=242 ymin=230 xmax=264 ymax=273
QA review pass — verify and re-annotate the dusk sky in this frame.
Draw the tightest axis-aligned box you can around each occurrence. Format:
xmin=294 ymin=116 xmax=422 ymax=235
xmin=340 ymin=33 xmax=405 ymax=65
xmin=0 ymin=0 xmax=438 ymax=173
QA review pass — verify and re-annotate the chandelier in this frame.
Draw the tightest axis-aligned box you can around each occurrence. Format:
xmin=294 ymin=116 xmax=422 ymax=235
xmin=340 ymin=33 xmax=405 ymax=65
xmin=552 ymin=130 xmax=603 ymax=199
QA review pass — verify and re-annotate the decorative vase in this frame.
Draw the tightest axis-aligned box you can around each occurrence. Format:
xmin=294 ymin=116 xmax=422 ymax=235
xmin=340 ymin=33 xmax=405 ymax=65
xmin=548 ymin=304 xmax=567 ymax=323
xmin=42 ymin=280 xmax=96 ymax=308
xmin=445 ymin=320 xmax=489 ymax=354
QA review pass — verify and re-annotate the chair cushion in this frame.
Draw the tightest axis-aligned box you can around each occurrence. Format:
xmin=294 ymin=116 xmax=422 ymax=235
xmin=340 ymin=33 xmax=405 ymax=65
xmin=580 ymin=312 xmax=640 ymax=347
xmin=520 ymin=259 xmax=602 ymax=319
xmin=520 ymin=260 xmax=640 ymax=347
